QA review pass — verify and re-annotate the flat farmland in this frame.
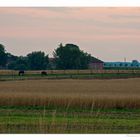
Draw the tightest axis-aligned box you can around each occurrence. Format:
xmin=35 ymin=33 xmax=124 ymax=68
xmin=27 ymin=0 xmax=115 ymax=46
xmin=0 ymin=70 xmax=140 ymax=81
xmin=0 ymin=79 xmax=140 ymax=133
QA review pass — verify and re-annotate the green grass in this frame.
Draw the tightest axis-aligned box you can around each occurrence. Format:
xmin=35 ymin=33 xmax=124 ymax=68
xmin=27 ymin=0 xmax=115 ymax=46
xmin=0 ymin=106 xmax=139 ymax=133
xmin=1 ymin=73 xmax=140 ymax=81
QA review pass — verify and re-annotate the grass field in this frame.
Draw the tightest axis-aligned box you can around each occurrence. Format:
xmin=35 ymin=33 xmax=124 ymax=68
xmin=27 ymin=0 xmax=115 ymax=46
xmin=0 ymin=70 xmax=140 ymax=81
xmin=0 ymin=78 xmax=140 ymax=133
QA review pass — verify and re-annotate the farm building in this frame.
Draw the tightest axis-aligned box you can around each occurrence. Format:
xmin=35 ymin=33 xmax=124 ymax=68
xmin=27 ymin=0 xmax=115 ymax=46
xmin=104 ymin=60 xmax=140 ymax=68
xmin=88 ymin=57 xmax=104 ymax=70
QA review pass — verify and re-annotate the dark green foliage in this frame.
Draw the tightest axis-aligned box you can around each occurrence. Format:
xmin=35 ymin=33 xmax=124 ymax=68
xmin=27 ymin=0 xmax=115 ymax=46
xmin=54 ymin=43 xmax=92 ymax=69
xmin=0 ymin=43 xmax=102 ymax=70
xmin=7 ymin=51 xmax=49 ymax=70
xmin=27 ymin=51 xmax=49 ymax=70
xmin=7 ymin=53 xmax=18 ymax=62
xmin=8 ymin=56 xmax=29 ymax=70
xmin=0 ymin=44 xmax=8 ymax=67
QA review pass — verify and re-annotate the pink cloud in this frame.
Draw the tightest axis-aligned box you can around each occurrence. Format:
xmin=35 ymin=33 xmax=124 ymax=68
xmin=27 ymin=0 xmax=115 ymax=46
xmin=0 ymin=7 xmax=140 ymax=61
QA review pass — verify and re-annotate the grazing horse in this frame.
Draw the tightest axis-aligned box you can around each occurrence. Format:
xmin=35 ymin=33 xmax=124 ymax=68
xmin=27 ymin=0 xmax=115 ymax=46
xmin=18 ymin=70 xmax=24 ymax=76
xmin=41 ymin=71 xmax=47 ymax=76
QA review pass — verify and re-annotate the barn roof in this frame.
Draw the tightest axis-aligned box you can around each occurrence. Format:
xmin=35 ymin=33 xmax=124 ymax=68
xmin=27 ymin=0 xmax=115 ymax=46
xmin=49 ymin=57 xmax=104 ymax=63
xmin=90 ymin=57 xmax=104 ymax=63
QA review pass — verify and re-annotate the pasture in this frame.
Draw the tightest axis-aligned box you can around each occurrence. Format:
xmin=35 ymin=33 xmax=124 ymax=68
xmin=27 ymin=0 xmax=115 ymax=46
xmin=0 ymin=78 xmax=140 ymax=133
xmin=0 ymin=69 xmax=140 ymax=81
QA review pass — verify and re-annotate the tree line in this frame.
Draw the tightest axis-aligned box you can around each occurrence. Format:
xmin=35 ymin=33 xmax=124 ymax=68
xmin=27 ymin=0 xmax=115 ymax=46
xmin=0 ymin=43 xmax=93 ymax=70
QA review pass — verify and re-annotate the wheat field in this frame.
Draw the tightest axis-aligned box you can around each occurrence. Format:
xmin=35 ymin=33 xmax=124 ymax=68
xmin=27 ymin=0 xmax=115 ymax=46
xmin=0 ymin=78 xmax=140 ymax=109
xmin=0 ymin=78 xmax=140 ymax=133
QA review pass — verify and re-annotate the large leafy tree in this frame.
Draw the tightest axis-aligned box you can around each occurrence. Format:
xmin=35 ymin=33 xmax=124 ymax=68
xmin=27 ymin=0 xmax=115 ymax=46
xmin=8 ymin=56 xmax=29 ymax=70
xmin=54 ymin=43 xmax=91 ymax=69
xmin=27 ymin=51 xmax=49 ymax=70
xmin=0 ymin=44 xmax=8 ymax=67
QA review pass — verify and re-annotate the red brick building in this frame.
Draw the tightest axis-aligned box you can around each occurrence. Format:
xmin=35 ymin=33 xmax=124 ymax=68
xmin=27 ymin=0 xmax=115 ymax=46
xmin=88 ymin=57 xmax=104 ymax=70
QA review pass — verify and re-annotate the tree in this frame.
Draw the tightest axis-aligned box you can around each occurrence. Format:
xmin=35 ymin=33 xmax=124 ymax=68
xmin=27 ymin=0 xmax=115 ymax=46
xmin=79 ymin=52 xmax=92 ymax=69
xmin=8 ymin=56 xmax=29 ymax=70
xmin=53 ymin=43 xmax=91 ymax=69
xmin=7 ymin=53 xmax=18 ymax=62
xmin=0 ymin=44 xmax=8 ymax=68
xmin=27 ymin=51 xmax=49 ymax=70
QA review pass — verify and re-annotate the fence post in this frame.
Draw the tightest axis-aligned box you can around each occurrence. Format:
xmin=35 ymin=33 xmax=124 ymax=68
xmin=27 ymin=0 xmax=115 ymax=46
xmin=90 ymin=69 xmax=93 ymax=75
xmin=64 ymin=69 xmax=66 ymax=75
xmin=77 ymin=69 xmax=79 ymax=75
xmin=133 ymin=69 xmax=135 ymax=78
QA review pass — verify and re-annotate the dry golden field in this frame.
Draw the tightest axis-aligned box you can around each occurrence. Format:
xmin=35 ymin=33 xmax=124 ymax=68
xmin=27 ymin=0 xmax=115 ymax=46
xmin=0 ymin=78 xmax=140 ymax=109
xmin=0 ymin=78 xmax=140 ymax=133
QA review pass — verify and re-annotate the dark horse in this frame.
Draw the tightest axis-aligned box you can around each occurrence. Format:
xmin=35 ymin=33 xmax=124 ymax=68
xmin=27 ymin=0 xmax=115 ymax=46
xmin=18 ymin=70 xmax=24 ymax=76
xmin=41 ymin=71 xmax=47 ymax=76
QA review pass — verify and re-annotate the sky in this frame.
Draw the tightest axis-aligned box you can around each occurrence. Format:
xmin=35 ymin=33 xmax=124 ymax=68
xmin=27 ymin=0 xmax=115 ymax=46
xmin=0 ymin=7 xmax=140 ymax=62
